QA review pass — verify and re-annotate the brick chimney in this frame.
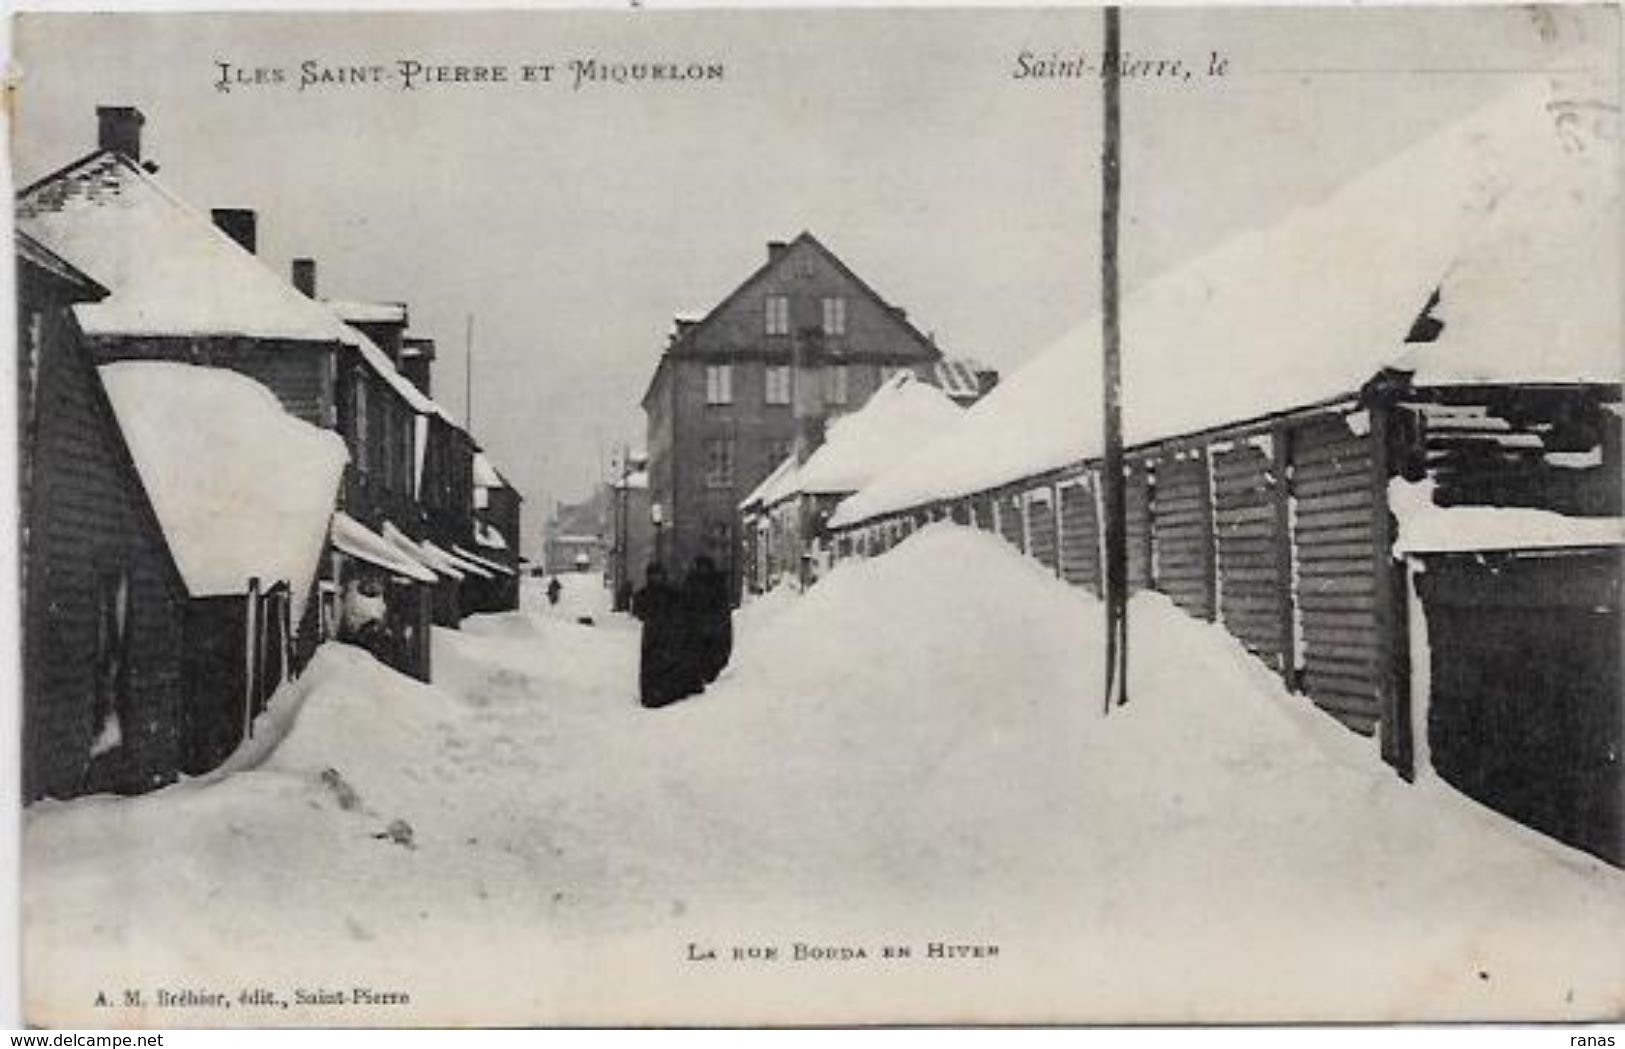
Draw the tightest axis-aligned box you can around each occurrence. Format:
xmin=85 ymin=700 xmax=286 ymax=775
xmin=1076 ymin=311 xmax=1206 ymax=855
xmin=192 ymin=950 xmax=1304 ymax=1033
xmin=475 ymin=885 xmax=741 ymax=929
xmin=767 ymin=240 xmax=789 ymax=263
xmin=211 ymin=209 xmax=257 ymax=254
xmin=290 ymin=258 xmax=317 ymax=298
xmin=96 ymin=106 xmax=145 ymax=161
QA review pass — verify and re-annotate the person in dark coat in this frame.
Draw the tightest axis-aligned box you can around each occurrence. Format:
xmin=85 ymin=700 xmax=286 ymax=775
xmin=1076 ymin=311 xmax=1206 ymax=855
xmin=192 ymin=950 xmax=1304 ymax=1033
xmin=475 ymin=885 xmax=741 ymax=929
xmin=636 ymin=562 xmax=691 ymax=708
xmin=683 ymin=555 xmax=734 ymax=686
xmin=546 ymin=577 xmax=562 ymax=606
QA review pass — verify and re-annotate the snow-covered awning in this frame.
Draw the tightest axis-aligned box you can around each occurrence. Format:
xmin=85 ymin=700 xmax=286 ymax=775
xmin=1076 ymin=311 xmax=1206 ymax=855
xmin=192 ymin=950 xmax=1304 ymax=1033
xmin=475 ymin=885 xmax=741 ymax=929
xmin=474 ymin=520 xmax=510 ymax=551
xmin=382 ymin=521 xmax=464 ymax=580
xmin=425 ymin=540 xmax=493 ymax=579
xmin=331 ymin=512 xmax=436 ymax=583
xmin=99 ymin=361 xmax=348 ymax=620
xmin=453 ymin=544 xmax=514 ymax=577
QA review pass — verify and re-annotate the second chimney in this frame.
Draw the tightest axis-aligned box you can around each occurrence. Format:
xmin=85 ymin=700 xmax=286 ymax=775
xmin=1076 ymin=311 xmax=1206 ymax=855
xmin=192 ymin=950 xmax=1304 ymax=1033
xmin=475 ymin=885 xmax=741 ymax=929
xmin=211 ymin=209 xmax=257 ymax=255
xmin=97 ymin=106 xmax=145 ymax=162
xmin=291 ymin=258 xmax=317 ymax=298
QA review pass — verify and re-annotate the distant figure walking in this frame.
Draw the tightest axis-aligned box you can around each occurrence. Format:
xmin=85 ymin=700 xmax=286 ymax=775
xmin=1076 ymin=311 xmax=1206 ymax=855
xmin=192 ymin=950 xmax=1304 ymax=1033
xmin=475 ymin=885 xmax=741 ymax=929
xmin=636 ymin=562 xmax=691 ymax=709
xmin=684 ymin=555 xmax=734 ymax=686
xmin=546 ymin=576 xmax=562 ymax=606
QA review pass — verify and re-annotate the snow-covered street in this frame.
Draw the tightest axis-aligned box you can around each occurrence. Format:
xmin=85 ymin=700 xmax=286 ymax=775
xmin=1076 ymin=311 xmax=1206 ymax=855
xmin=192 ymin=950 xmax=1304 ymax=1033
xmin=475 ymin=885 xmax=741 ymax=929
xmin=24 ymin=527 xmax=1625 ymax=1027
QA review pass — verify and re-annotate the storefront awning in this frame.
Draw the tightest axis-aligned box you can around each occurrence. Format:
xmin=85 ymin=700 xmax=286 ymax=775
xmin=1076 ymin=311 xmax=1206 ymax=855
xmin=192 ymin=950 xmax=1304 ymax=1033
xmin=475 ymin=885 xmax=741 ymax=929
xmin=453 ymin=544 xmax=515 ymax=577
xmin=425 ymin=539 xmax=494 ymax=579
xmin=381 ymin=521 xmax=464 ymax=580
xmin=331 ymin=512 xmax=436 ymax=583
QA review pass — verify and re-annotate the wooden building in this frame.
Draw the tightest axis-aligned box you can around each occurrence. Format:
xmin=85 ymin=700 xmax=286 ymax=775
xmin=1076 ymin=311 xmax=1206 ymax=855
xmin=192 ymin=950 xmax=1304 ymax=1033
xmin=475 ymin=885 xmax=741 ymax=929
xmin=17 ymin=233 xmax=192 ymax=801
xmin=826 ymin=76 xmax=1622 ymax=860
xmin=99 ymin=361 xmax=349 ymax=775
xmin=17 ymin=105 xmax=485 ymax=679
xmin=640 ymin=232 xmax=949 ymax=595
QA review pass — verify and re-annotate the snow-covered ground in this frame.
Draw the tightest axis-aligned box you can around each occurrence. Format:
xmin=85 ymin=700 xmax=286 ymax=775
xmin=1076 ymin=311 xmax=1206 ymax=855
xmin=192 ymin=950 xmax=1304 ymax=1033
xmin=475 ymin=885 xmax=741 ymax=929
xmin=23 ymin=528 xmax=1625 ymax=1026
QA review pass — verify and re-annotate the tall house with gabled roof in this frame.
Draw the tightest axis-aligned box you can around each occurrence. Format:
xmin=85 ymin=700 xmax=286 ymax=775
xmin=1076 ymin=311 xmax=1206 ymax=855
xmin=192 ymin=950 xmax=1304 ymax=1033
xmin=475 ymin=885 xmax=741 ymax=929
xmin=640 ymin=232 xmax=947 ymax=593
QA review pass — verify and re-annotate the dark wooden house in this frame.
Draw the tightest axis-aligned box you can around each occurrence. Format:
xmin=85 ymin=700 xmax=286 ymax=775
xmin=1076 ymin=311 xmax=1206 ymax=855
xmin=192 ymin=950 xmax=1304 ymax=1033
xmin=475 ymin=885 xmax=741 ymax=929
xmin=18 ymin=106 xmax=458 ymax=682
xmin=17 ymin=233 xmax=191 ymax=801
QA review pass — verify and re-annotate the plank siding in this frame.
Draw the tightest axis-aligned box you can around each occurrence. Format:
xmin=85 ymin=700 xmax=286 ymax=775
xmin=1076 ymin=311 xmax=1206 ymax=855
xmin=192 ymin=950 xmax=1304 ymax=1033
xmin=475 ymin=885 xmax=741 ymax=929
xmin=1058 ymin=476 xmax=1102 ymax=595
xmin=1126 ymin=462 xmax=1153 ymax=592
xmin=21 ymin=278 xmax=189 ymax=801
xmin=1290 ymin=415 xmax=1382 ymax=735
xmin=85 ymin=334 xmax=332 ymax=426
xmin=1213 ymin=440 xmax=1287 ymax=669
xmin=1027 ymin=488 xmax=1059 ymax=572
xmin=998 ymin=492 xmax=1026 ymax=551
xmin=1150 ymin=452 xmax=1214 ymax=620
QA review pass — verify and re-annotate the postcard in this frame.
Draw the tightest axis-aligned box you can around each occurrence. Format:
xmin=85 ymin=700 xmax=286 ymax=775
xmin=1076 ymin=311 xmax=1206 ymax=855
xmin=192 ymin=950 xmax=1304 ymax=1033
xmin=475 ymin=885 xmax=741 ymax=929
xmin=10 ymin=2 xmax=1623 ymax=1028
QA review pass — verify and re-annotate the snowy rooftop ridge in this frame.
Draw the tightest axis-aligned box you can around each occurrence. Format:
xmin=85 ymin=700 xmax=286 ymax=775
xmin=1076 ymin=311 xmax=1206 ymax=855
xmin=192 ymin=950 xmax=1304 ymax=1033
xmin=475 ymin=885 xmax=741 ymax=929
xmin=832 ymin=72 xmax=1620 ymax=529
xmin=325 ymin=299 xmax=408 ymax=326
xmin=787 ymin=373 xmax=964 ymax=502
xmin=100 ymin=361 xmax=347 ymax=617
xmin=16 ymin=150 xmax=462 ymax=429
xmin=19 ymin=153 xmax=360 ymax=345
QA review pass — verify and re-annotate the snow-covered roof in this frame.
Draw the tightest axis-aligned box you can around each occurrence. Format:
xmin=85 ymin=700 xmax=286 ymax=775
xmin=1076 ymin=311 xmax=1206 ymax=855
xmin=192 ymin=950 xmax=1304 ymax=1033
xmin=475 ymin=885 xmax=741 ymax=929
xmin=833 ymin=72 xmax=1619 ymax=529
xmin=739 ymin=454 xmax=798 ymax=512
xmin=932 ymin=358 xmax=987 ymax=402
xmin=1390 ymin=479 xmax=1625 ymax=554
xmin=611 ymin=469 xmax=649 ymax=491
xmin=100 ymin=361 xmax=347 ymax=615
xmin=331 ymin=512 xmax=437 ymax=583
xmin=776 ymin=373 xmax=963 ymax=506
xmin=16 ymin=151 xmax=459 ymax=428
xmin=20 ymin=154 xmax=360 ymax=345
xmin=325 ymin=299 xmax=408 ymax=326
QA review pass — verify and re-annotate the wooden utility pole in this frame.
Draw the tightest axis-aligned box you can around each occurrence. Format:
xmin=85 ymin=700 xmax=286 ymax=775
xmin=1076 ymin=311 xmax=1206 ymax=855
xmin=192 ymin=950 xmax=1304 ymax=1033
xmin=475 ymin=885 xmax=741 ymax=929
xmin=1101 ymin=5 xmax=1130 ymax=712
xmin=465 ymin=313 xmax=475 ymax=432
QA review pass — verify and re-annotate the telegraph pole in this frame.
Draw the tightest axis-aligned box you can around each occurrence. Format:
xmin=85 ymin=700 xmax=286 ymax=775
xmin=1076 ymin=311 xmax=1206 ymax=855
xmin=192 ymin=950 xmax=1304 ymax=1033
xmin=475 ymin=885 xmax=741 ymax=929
xmin=464 ymin=313 xmax=475 ymax=432
xmin=1100 ymin=5 xmax=1130 ymax=712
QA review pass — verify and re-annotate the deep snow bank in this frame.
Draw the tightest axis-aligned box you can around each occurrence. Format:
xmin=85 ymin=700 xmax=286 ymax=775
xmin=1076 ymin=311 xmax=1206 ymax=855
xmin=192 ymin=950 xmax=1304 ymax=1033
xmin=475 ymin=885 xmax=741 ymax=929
xmin=22 ymin=525 xmax=1625 ymax=1027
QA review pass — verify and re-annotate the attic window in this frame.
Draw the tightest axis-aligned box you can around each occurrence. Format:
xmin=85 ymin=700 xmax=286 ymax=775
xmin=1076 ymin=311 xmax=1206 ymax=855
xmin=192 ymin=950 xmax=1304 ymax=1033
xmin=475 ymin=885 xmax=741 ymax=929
xmin=822 ymin=296 xmax=846 ymax=336
xmin=765 ymin=295 xmax=790 ymax=336
xmin=1406 ymin=287 xmax=1445 ymax=344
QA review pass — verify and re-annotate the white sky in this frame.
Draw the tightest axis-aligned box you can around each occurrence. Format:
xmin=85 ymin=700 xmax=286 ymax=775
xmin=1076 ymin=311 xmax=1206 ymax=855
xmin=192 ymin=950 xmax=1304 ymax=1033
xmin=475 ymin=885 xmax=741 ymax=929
xmin=10 ymin=5 xmax=1617 ymax=549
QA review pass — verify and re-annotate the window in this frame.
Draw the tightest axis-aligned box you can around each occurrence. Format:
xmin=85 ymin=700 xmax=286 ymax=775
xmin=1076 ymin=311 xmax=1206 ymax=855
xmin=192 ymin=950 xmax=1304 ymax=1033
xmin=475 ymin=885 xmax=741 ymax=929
xmin=704 ymin=437 xmax=735 ymax=488
xmin=765 ymin=365 xmax=792 ymax=405
xmin=705 ymin=364 xmax=733 ymax=405
xmin=765 ymin=295 xmax=790 ymax=336
xmin=821 ymin=296 xmax=847 ymax=336
xmin=824 ymin=365 xmax=849 ymax=406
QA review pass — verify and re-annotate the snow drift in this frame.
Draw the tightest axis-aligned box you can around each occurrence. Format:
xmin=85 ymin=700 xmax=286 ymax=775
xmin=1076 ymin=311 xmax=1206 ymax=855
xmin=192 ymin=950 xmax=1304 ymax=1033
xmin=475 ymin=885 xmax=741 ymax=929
xmin=23 ymin=530 xmax=1625 ymax=1027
